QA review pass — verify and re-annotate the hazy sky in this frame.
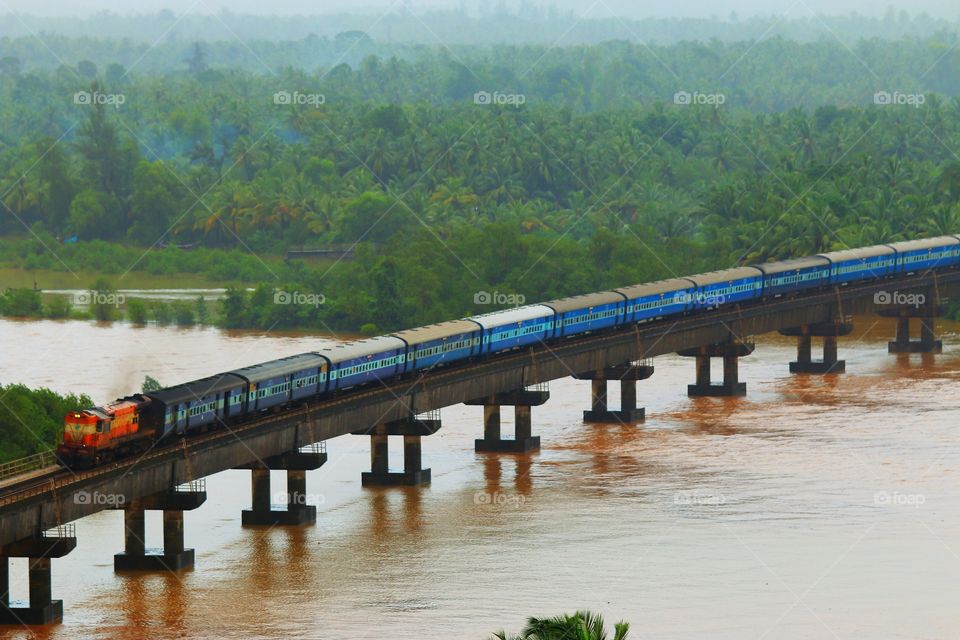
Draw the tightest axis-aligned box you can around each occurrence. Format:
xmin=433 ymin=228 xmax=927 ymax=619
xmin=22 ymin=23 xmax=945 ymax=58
xmin=2 ymin=0 xmax=958 ymax=19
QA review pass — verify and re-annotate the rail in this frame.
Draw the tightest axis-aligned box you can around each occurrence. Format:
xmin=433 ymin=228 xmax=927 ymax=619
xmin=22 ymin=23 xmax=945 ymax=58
xmin=0 ymin=269 xmax=956 ymax=512
xmin=0 ymin=451 xmax=57 ymax=481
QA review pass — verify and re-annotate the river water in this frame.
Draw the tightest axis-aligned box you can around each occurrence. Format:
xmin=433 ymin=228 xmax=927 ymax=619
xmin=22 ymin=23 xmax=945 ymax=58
xmin=0 ymin=316 xmax=958 ymax=640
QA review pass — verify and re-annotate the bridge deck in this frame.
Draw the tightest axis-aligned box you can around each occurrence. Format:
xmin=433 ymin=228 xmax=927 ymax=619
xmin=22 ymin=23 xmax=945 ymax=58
xmin=0 ymin=269 xmax=956 ymax=547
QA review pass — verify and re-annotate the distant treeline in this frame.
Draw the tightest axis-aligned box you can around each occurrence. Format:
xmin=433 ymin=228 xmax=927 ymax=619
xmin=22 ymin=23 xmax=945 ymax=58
xmin=2 ymin=36 xmax=960 ymax=332
xmin=0 ymin=8 xmax=957 ymax=49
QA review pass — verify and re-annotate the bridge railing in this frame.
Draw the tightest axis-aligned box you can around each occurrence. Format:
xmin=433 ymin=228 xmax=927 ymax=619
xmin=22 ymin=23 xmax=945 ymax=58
xmin=176 ymin=479 xmax=206 ymax=493
xmin=299 ymin=441 xmax=327 ymax=455
xmin=44 ymin=523 xmax=75 ymax=539
xmin=0 ymin=450 xmax=57 ymax=482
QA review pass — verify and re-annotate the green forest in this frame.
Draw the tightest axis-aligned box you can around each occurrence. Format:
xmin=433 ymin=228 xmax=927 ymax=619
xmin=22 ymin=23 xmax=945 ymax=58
xmin=2 ymin=20 xmax=960 ymax=332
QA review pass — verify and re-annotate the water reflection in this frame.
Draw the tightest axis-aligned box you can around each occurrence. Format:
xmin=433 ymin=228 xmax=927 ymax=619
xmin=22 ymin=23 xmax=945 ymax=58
xmin=0 ymin=315 xmax=957 ymax=639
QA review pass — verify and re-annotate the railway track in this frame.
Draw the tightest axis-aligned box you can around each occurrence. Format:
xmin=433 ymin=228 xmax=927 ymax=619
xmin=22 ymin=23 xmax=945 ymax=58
xmin=1 ymin=268 xmax=956 ymax=511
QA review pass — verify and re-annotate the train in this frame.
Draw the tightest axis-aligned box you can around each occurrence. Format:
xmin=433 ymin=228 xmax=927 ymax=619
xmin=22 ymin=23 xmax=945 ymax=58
xmin=58 ymin=234 xmax=960 ymax=468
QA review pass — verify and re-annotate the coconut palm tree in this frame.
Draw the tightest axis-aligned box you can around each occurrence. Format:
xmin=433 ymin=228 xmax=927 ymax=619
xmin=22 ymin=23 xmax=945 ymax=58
xmin=492 ymin=610 xmax=629 ymax=640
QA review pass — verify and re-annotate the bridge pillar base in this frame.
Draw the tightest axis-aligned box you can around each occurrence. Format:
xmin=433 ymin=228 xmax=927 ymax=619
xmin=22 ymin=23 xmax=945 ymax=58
xmin=679 ymin=341 xmax=754 ymax=398
xmin=582 ymin=408 xmax=646 ymax=423
xmin=0 ymin=600 xmax=63 ymax=625
xmin=888 ymin=341 xmax=943 ymax=354
xmin=472 ymin=402 xmax=540 ymax=454
xmin=114 ymin=548 xmax=195 ymax=572
xmin=241 ymin=506 xmax=317 ymax=526
xmin=687 ymin=382 xmax=747 ymax=397
xmin=789 ymin=360 xmax=846 ymax=374
xmin=574 ymin=364 xmax=652 ymax=424
xmin=781 ymin=321 xmax=851 ymax=375
xmin=239 ymin=465 xmax=320 ymax=527
xmin=474 ymin=436 xmax=541 ymax=453
xmin=0 ymin=534 xmax=75 ymax=626
xmin=361 ymin=469 xmax=432 ymax=487
xmin=359 ymin=419 xmax=437 ymax=487
xmin=888 ymin=316 xmax=942 ymax=353
xmin=0 ymin=600 xmax=62 ymax=626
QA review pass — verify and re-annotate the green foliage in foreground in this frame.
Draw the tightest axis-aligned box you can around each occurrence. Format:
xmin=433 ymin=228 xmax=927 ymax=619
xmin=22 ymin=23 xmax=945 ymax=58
xmin=493 ymin=611 xmax=629 ymax=640
xmin=0 ymin=384 xmax=92 ymax=462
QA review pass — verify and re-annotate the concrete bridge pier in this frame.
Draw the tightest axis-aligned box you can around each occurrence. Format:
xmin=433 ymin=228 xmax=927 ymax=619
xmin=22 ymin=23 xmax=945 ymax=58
xmin=0 ymin=529 xmax=76 ymax=625
xmin=467 ymin=386 xmax=549 ymax=453
xmin=880 ymin=303 xmax=945 ymax=354
xmin=114 ymin=482 xmax=206 ymax=571
xmin=356 ymin=414 xmax=440 ymax=487
xmin=779 ymin=319 xmax=853 ymax=374
xmin=678 ymin=340 xmax=755 ymax=397
xmin=238 ymin=447 xmax=327 ymax=525
xmin=573 ymin=363 xmax=654 ymax=423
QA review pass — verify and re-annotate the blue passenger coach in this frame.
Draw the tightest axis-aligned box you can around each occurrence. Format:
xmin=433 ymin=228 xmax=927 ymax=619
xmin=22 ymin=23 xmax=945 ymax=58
xmin=470 ymin=306 xmax=555 ymax=354
xmin=754 ymin=256 xmax=831 ymax=297
xmin=544 ymin=292 xmax=626 ymax=337
xmin=685 ymin=267 xmax=763 ymax=309
xmin=230 ymin=353 xmax=329 ymax=411
xmin=145 ymin=373 xmax=246 ymax=437
xmin=615 ymin=278 xmax=698 ymax=323
xmin=392 ymin=320 xmax=482 ymax=371
xmin=819 ymin=245 xmax=896 ymax=284
xmin=888 ymin=236 xmax=960 ymax=274
xmin=322 ymin=337 xmax=407 ymax=391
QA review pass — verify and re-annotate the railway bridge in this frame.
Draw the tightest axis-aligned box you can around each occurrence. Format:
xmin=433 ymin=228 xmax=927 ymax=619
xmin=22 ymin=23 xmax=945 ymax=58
xmin=0 ymin=269 xmax=957 ymax=625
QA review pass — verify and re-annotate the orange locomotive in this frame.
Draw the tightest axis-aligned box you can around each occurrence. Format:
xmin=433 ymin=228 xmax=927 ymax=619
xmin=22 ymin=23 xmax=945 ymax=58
xmin=58 ymin=395 xmax=156 ymax=467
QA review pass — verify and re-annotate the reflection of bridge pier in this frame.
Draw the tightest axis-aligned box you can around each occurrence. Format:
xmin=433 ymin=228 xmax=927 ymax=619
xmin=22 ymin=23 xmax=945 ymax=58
xmin=467 ymin=385 xmax=549 ymax=453
xmin=0 ymin=527 xmax=76 ymax=624
xmin=237 ymin=446 xmax=326 ymax=525
xmin=678 ymin=338 xmax=755 ymax=397
xmin=482 ymin=455 xmax=534 ymax=498
xmin=779 ymin=319 xmax=853 ymax=374
xmin=879 ymin=298 xmax=945 ymax=354
xmin=573 ymin=363 xmax=653 ymax=423
xmin=356 ymin=413 xmax=440 ymax=486
xmin=115 ymin=481 xmax=206 ymax=571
